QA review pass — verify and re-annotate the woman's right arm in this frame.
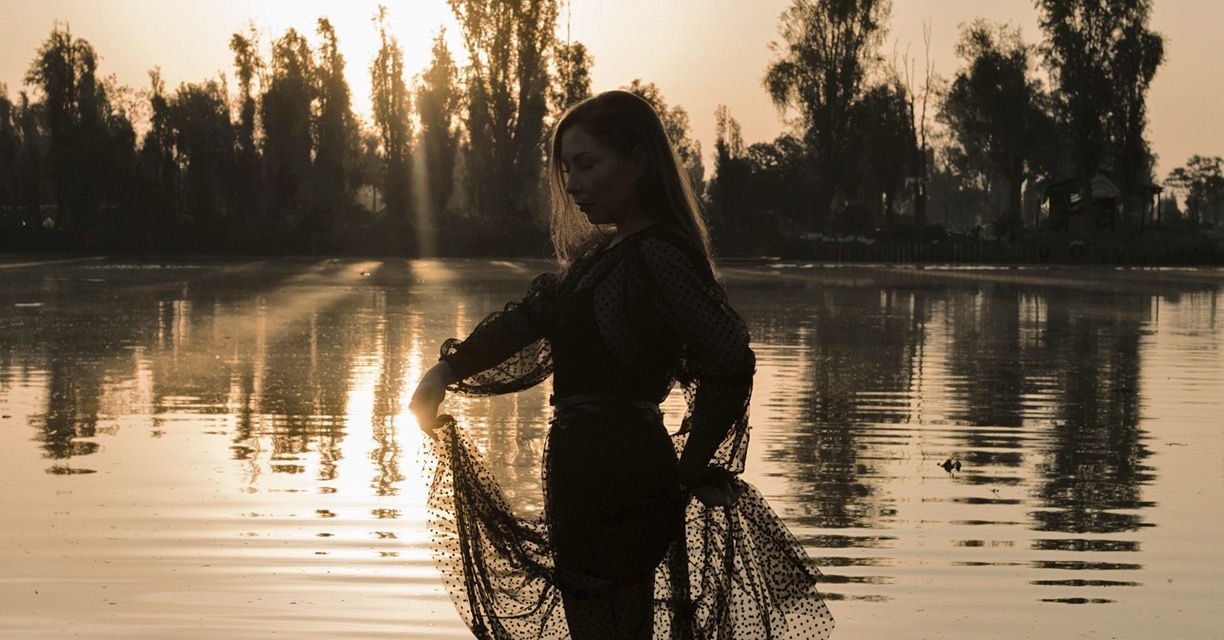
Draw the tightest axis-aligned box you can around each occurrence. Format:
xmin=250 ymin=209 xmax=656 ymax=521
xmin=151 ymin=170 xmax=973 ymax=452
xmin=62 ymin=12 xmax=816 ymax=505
xmin=436 ymin=271 xmax=562 ymax=385
xmin=410 ymin=272 xmax=560 ymax=433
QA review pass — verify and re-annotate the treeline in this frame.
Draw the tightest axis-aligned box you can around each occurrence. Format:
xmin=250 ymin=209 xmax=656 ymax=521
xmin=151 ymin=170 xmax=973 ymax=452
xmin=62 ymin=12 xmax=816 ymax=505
xmin=0 ymin=0 xmax=1218 ymax=257
xmin=705 ymin=0 xmax=1198 ymax=255
xmin=0 ymin=3 xmax=704 ymax=256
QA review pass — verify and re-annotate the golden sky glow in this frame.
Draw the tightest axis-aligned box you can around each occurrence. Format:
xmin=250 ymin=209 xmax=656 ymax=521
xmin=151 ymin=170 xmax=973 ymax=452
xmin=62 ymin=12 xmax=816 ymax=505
xmin=2 ymin=0 xmax=1220 ymax=178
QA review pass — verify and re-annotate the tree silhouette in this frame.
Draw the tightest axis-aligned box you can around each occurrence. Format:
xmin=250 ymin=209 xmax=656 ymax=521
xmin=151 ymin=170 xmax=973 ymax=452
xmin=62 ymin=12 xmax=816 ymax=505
xmin=138 ymin=69 xmax=176 ymax=244
xmin=166 ymin=79 xmax=235 ymax=238
xmin=765 ymin=0 xmax=891 ymax=230
xmin=371 ymin=5 xmax=413 ymax=232
xmin=1036 ymin=0 xmax=1164 ymax=217
xmin=25 ymin=23 xmax=117 ymax=236
xmin=940 ymin=20 xmax=1053 ymax=235
xmin=229 ymin=25 xmax=263 ymax=242
xmin=857 ymin=79 xmax=916 ymax=229
xmin=1166 ymin=156 xmax=1224 ymax=227
xmin=449 ymin=0 xmax=558 ymax=224
xmin=708 ymin=104 xmax=751 ymax=250
xmin=261 ymin=28 xmax=316 ymax=244
xmin=313 ymin=18 xmax=358 ymax=241
xmin=415 ymin=28 xmax=462 ymax=221
xmin=550 ymin=40 xmax=593 ymax=113
xmin=0 ymin=86 xmax=19 ymax=214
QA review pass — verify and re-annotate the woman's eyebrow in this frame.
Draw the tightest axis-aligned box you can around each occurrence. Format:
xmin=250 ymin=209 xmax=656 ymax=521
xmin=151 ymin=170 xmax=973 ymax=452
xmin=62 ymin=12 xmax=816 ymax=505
xmin=563 ymin=152 xmax=596 ymax=163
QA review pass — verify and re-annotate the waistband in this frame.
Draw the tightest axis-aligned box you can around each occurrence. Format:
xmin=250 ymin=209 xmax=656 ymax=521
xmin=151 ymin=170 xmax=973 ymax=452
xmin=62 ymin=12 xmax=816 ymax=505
xmin=548 ymin=392 xmax=663 ymax=427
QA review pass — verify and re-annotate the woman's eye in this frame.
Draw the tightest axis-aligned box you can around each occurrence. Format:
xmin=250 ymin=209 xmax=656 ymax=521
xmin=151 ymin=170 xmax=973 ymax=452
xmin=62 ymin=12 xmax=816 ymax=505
xmin=562 ymin=161 xmax=593 ymax=174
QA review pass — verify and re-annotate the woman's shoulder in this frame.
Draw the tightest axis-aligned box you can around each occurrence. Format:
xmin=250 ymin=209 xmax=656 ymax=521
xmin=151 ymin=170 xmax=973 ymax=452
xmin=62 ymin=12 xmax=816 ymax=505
xmin=635 ymin=222 xmax=696 ymax=255
xmin=636 ymin=223 xmax=714 ymax=280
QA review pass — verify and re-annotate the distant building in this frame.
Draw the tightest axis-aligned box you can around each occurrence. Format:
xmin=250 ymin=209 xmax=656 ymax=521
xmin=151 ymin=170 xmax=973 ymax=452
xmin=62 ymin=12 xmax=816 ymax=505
xmin=1042 ymin=174 xmax=1162 ymax=234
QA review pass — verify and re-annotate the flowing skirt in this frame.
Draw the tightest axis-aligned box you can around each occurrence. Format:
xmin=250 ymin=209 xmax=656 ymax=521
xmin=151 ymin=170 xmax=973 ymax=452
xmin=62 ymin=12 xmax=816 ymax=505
xmin=422 ymin=404 xmax=835 ymax=639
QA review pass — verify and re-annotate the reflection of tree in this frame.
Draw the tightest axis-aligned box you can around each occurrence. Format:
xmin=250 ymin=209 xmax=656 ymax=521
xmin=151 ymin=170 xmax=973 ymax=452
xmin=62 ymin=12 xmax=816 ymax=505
xmin=783 ymin=286 xmax=928 ymax=530
xmin=252 ymin=304 xmax=360 ymax=480
xmin=41 ymin=348 xmax=102 ymax=462
xmin=372 ymin=288 xmax=408 ymax=497
xmin=1032 ymin=293 xmax=1154 ymax=534
xmin=944 ymin=284 xmax=1027 ymax=469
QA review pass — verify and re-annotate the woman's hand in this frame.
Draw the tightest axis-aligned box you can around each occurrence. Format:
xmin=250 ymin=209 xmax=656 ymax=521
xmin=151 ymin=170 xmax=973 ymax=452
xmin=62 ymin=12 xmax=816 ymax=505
xmin=410 ymin=362 xmax=453 ymax=440
xmin=688 ymin=474 xmax=745 ymax=508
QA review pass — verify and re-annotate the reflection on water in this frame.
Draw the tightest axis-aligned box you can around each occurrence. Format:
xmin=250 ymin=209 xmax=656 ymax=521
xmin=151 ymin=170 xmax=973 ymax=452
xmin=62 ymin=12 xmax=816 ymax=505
xmin=1 ymin=258 xmax=1222 ymax=638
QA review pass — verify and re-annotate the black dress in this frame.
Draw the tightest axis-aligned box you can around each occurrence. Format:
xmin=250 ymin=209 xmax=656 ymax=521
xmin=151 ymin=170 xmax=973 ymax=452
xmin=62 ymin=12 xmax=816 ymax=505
xmin=424 ymin=221 xmax=834 ymax=639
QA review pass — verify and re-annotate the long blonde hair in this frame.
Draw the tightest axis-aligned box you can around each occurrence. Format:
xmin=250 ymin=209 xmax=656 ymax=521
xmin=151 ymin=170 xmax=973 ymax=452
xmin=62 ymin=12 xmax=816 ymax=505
xmin=547 ymin=90 xmax=718 ymax=277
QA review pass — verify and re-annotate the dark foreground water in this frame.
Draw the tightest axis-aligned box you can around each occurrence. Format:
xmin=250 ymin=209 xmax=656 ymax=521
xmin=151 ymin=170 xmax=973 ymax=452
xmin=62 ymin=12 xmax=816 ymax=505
xmin=1 ymin=256 xmax=1221 ymax=639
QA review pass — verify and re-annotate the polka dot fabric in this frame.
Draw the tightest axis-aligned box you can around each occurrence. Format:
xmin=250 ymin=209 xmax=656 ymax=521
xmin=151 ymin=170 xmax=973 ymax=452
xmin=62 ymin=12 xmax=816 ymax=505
xmin=425 ymin=222 xmax=835 ymax=638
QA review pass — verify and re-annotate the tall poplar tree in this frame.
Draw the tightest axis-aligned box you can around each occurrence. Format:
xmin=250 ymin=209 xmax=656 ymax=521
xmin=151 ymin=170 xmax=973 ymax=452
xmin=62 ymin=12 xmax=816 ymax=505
xmin=370 ymin=5 xmax=413 ymax=227
xmin=415 ymin=28 xmax=461 ymax=219
xmin=449 ymin=0 xmax=558 ymax=222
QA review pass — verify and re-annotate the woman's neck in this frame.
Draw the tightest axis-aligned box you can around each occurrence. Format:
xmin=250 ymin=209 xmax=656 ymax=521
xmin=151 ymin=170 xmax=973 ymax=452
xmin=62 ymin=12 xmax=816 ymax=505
xmin=606 ymin=216 xmax=658 ymax=249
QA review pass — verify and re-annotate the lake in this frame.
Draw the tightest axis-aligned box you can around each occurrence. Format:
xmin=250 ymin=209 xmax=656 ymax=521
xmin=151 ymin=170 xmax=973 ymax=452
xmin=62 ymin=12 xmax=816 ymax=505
xmin=1 ymin=256 xmax=1221 ymax=639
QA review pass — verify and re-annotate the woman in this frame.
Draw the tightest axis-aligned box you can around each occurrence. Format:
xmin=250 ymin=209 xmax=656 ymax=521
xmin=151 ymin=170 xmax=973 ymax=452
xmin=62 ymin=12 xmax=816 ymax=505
xmin=410 ymin=90 xmax=833 ymax=639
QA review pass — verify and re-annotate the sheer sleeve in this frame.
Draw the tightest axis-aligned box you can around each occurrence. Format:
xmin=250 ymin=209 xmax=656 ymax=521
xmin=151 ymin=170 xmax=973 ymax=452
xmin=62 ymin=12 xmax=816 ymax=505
xmin=626 ymin=234 xmax=757 ymax=488
xmin=437 ymin=270 xmax=562 ymax=397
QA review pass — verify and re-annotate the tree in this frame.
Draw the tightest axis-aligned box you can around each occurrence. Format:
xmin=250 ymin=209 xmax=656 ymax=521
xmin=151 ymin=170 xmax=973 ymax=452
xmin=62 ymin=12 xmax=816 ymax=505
xmin=229 ymin=25 xmax=263 ymax=237
xmin=0 ymin=86 xmax=19 ymax=211
xmin=15 ymin=92 xmax=46 ymax=230
xmin=415 ymin=28 xmax=462 ymax=219
xmin=895 ymin=22 xmax=935 ymax=229
xmin=765 ymin=0 xmax=892 ymax=229
xmin=261 ymin=27 xmax=316 ymax=240
xmin=449 ymin=0 xmax=558 ymax=223
xmin=1036 ymin=0 xmax=1164 ymax=217
xmin=745 ymin=133 xmax=815 ymax=233
xmin=551 ymin=40 xmax=593 ymax=113
xmin=939 ymin=20 xmax=1052 ymax=233
xmin=313 ymin=18 xmax=358 ymax=236
xmin=166 ymin=79 xmax=235 ymax=231
xmin=25 ymin=23 xmax=115 ymax=234
xmin=708 ymin=104 xmax=750 ymax=249
xmin=1166 ymin=156 xmax=1224 ymax=227
xmin=857 ymin=80 xmax=915 ymax=228
xmin=622 ymin=79 xmax=705 ymax=199
xmin=139 ymin=69 xmax=177 ymax=240
xmin=370 ymin=5 xmax=412 ymax=227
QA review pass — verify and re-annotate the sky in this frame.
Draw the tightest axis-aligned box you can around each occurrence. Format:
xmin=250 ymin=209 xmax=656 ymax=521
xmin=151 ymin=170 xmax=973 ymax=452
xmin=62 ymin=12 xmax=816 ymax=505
xmin=1 ymin=0 xmax=1221 ymax=179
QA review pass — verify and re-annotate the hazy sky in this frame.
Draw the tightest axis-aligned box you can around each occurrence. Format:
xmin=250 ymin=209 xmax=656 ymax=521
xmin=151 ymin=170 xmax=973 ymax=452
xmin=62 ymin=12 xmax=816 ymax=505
xmin=2 ymin=0 xmax=1221 ymax=179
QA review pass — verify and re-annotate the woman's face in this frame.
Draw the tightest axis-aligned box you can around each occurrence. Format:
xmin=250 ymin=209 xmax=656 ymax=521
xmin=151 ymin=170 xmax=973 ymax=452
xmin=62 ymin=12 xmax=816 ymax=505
xmin=558 ymin=125 xmax=642 ymax=225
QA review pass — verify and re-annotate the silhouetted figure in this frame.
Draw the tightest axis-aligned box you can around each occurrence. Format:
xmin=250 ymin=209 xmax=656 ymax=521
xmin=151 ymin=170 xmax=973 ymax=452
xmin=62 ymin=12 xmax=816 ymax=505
xmin=411 ymin=90 xmax=833 ymax=639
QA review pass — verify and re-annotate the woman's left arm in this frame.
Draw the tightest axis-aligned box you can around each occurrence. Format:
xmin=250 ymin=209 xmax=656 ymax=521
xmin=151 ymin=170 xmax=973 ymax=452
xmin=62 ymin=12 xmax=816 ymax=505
xmin=628 ymin=236 xmax=757 ymax=488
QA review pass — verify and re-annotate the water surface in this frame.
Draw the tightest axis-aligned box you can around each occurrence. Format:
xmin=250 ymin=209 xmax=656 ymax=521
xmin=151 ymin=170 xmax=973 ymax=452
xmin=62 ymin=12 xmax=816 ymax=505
xmin=1 ymin=256 xmax=1221 ymax=639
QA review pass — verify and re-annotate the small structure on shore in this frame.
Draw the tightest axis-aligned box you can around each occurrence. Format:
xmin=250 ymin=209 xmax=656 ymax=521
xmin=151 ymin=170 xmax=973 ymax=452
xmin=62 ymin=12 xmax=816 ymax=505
xmin=1043 ymin=174 xmax=1163 ymax=233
